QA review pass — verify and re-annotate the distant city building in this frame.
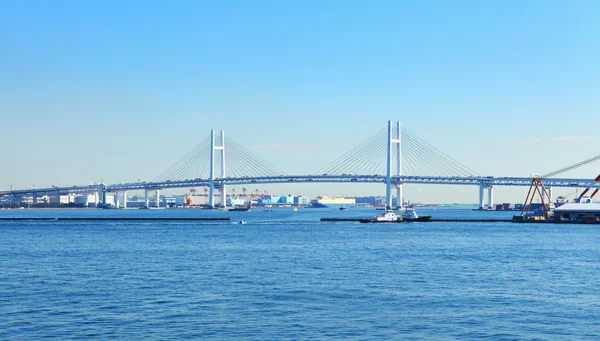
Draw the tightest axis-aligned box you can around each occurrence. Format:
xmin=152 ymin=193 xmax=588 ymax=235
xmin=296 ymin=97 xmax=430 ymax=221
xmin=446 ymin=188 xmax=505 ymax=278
xmin=74 ymin=193 xmax=116 ymax=207
xmin=279 ymin=195 xmax=294 ymax=204
xmin=49 ymin=194 xmax=76 ymax=205
xmin=355 ymin=196 xmax=385 ymax=205
xmin=294 ymin=196 xmax=310 ymax=205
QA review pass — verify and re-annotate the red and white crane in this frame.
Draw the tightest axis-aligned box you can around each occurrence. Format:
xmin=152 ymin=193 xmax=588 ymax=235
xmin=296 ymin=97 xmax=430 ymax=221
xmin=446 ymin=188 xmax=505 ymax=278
xmin=576 ymin=174 xmax=600 ymax=202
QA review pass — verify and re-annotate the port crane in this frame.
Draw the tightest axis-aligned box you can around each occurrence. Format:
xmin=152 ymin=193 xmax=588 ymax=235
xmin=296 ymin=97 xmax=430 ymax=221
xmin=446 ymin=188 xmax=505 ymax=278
xmin=184 ymin=193 xmax=192 ymax=206
xmin=189 ymin=187 xmax=268 ymax=200
xmin=520 ymin=154 xmax=600 ymax=218
xmin=575 ymin=174 xmax=600 ymax=202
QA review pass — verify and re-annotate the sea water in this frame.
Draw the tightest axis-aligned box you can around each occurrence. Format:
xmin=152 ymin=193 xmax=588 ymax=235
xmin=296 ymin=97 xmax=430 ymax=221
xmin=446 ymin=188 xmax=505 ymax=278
xmin=1 ymin=208 xmax=599 ymax=340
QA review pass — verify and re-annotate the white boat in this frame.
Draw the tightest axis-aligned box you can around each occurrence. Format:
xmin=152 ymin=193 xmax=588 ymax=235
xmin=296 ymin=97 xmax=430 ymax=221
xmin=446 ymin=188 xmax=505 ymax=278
xmin=292 ymin=207 xmax=298 ymax=212
xmin=401 ymin=208 xmax=418 ymax=220
xmin=360 ymin=210 xmax=401 ymax=223
xmin=401 ymin=207 xmax=432 ymax=222
xmin=239 ymin=220 xmax=247 ymax=225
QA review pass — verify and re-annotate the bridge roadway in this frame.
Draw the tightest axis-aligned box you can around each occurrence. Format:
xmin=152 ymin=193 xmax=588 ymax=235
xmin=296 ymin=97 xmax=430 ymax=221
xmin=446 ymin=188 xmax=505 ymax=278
xmin=0 ymin=175 xmax=596 ymax=198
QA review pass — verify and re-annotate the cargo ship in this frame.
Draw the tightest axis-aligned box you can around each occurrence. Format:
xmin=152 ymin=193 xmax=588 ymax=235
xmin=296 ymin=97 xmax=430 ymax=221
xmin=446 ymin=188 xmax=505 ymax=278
xmin=311 ymin=196 xmax=356 ymax=208
xmin=229 ymin=200 xmax=252 ymax=212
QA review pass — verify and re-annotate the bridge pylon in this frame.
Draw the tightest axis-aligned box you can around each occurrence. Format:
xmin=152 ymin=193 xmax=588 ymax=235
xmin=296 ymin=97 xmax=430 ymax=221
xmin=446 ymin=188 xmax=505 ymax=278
xmin=395 ymin=121 xmax=402 ymax=207
xmin=209 ymin=129 xmax=226 ymax=208
xmin=386 ymin=120 xmax=402 ymax=210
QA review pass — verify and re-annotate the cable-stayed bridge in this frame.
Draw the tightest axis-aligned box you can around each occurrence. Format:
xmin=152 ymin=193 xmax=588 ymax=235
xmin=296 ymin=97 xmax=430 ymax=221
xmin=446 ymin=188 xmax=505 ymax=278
xmin=1 ymin=121 xmax=597 ymax=209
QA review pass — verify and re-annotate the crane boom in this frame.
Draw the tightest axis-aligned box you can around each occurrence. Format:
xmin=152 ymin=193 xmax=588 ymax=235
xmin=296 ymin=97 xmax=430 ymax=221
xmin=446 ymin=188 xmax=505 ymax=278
xmin=542 ymin=154 xmax=600 ymax=178
xmin=578 ymin=174 xmax=600 ymax=199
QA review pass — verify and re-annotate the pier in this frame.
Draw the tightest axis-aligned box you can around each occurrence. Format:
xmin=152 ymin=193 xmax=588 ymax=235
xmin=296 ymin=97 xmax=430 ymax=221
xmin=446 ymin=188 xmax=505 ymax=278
xmin=321 ymin=217 xmax=511 ymax=223
xmin=321 ymin=217 xmax=600 ymax=224
xmin=0 ymin=217 xmax=231 ymax=221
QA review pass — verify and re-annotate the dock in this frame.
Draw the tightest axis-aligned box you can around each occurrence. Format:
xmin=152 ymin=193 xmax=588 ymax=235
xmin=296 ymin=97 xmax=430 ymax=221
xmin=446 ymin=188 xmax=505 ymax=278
xmin=321 ymin=217 xmax=511 ymax=223
xmin=431 ymin=218 xmax=511 ymax=222
xmin=320 ymin=218 xmax=365 ymax=222
xmin=512 ymin=219 xmax=600 ymax=224
xmin=321 ymin=217 xmax=600 ymax=224
xmin=0 ymin=217 xmax=231 ymax=221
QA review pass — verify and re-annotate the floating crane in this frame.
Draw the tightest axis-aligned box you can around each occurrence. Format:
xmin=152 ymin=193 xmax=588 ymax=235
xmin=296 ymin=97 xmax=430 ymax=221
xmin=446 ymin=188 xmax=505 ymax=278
xmin=520 ymin=154 xmax=600 ymax=219
xmin=520 ymin=176 xmax=553 ymax=218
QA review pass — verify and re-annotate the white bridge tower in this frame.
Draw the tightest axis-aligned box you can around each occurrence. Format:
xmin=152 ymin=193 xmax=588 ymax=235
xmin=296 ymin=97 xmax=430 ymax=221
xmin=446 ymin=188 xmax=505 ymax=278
xmin=209 ymin=129 xmax=226 ymax=209
xmin=386 ymin=120 xmax=402 ymax=210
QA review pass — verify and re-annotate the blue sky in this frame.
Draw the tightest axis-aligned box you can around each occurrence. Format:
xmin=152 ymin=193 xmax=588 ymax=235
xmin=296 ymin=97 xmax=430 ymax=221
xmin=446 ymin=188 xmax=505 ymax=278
xmin=1 ymin=0 xmax=599 ymax=203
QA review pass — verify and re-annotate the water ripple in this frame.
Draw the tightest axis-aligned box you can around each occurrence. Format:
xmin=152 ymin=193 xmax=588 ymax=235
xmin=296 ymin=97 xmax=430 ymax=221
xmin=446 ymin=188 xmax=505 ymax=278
xmin=1 ymin=210 xmax=600 ymax=339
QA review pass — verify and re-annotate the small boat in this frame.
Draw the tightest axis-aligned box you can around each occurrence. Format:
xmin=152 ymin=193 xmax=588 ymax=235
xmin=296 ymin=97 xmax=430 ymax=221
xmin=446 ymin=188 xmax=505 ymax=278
xmin=401 ymin=207 xmax=432 ymax=222
xmin=239 ymin=220 xmax=247 ymax=225
xmin=360 ymin=210 xmax=401 ymax=223
xmin=339 ymin=206 xmax=348 ymax=211
xmin=292 ymin=207 xmax=298 ymax=212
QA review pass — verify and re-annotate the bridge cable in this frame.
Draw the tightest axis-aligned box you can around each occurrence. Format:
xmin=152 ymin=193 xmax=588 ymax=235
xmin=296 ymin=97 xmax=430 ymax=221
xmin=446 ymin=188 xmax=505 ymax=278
xmin=542 ymin=154 xmax=600 ymax=178
xmin=328 ymin=129 xmax=388 ymax=176
xmin=153 ymin=137 xmax=210 ymax=182
xmin=314 ymin=127 xmax=387 ymax=175
xmin=402 ymin=130 xmax=461 ymax=176
xmin=317 ymin=130 xmax=384 ymax=175
xmin=402 ymin=128 xmax=478 ymax=176
xmin=226 ymin=140 xmax=278 ymax=177
xmin=402 ymin=134 xmax=447 ymax=176
xmin=225 ymin=137 xmax=287 ymax=176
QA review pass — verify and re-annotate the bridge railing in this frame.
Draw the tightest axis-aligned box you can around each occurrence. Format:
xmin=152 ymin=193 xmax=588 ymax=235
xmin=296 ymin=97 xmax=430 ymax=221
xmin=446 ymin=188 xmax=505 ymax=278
xmin=2 ymin=175 xmax=596 ymax=197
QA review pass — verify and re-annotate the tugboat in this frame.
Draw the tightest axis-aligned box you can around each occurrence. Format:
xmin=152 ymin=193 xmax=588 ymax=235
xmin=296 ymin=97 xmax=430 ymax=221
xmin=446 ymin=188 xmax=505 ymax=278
xmin=401 ymin=207 xmax=432 ymax=222
xmin=359 ymin=210 xmax=402 ymax=223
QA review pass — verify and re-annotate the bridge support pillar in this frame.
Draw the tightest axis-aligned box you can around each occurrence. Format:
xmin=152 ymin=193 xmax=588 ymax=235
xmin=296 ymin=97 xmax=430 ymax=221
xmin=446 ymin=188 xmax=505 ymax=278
xmin=209 ymin=129 xmax=215 ymax=208
xmin=123 ymin=191 xmax=127 ymax=209
xmin=144 ymin=189 xmax=149 ymax=208
xmin=385 ymin=120 xmax=402 ymax=210
xmin=395 ymin=184 xmax=403 ymax=208
xmin=209 ymin=129 xmax=226 ymax=209
xmin=221 ymin=131 xmax=226 ymax=208
xmin=478 ymin=183 xmax=485 ymax=210
xmin=385 ymin=120 xmax=393 ymax=210
xmin=395 ymin=121 xmax=402 ymax=208
xmin=155 ymin=189 xmax=160 ymax=208
xmin=97 ymin=184 xmax=107 ymax=207
xmin=487 ymin=186 xmax=493 ymax=210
